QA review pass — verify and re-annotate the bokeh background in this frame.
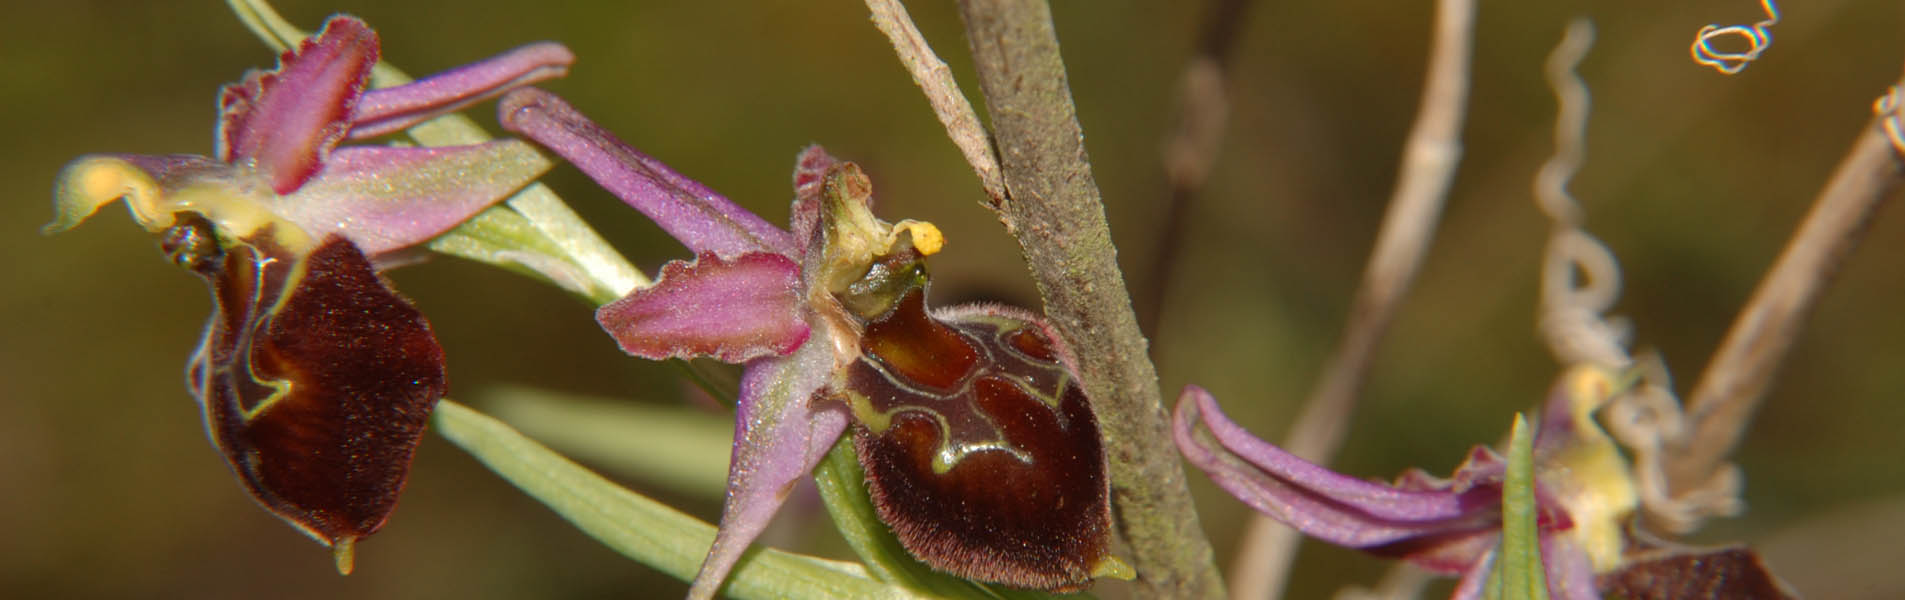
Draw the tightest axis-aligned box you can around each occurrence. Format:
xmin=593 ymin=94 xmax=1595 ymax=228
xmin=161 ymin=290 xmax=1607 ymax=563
xmin=5 ymin=1 xmax=1902 ymax=598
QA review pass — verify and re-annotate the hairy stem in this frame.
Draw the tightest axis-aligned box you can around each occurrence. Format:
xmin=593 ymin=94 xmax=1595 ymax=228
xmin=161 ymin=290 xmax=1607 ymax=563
xmin=955 ymin=0 xmax=1225 ymax=597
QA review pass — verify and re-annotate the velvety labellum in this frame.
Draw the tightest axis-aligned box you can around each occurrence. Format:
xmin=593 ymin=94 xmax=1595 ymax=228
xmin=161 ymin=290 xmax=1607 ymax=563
xmin=840 ymin=265 xmax=1111 ymax=592
xmin=1596 ymin=546 xmax=1796 ymax=600
xmin=177 ymin=215 xmax=446 ymax=556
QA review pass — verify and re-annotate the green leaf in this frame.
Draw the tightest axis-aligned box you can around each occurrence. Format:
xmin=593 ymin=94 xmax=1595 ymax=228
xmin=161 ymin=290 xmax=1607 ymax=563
xmin=477 ymin=386 xmax=731 ymax=499
xmin=1486 ymin=413 xmax=1549 ymax=600
xmin=425 ymin=207 xmax=615 ymax=303
xmin=434 ymin=400 xmax=924 ymax=600
xmin=812 ymin=437 xmax=1093 ymax=600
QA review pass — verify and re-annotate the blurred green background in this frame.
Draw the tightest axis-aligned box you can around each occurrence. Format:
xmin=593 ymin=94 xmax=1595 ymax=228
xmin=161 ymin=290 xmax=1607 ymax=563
xmin=5 ymin=1 xmax=1902 ymax=598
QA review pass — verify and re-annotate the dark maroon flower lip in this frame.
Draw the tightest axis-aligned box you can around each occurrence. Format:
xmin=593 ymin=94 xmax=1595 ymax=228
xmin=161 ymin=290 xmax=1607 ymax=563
xmin=190 ymin=230 xmax=445 ymax=571
xmin=50 ymin=14 xmax=573 ymax=572
xmin=503 ymin=89 xmax=1119 ymax=594
xmin=844 ymin=265 xmax=1112 ymax=592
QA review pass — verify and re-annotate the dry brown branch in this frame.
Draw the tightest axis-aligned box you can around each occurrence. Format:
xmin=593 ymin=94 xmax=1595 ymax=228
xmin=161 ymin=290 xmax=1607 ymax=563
xmin=1227 ymin=0 xmax=1475 ymax=597
xmin=1668 ymin=87 xmax=1905 ymax=493
xmin=955 ymin=0 xmax=1224 ymax=597
xmin=863 ymin=0 xmax=1007 ymax=205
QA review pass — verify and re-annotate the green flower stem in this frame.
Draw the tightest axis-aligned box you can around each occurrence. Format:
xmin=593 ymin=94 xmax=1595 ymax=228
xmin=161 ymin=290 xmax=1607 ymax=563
xmin=434 ymin=400 xmax=923 ymax=600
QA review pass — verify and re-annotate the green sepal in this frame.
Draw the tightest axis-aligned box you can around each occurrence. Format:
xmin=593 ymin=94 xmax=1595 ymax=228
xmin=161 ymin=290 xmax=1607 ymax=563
xmin=1485 ymin=413 xmax=1549 ymax=600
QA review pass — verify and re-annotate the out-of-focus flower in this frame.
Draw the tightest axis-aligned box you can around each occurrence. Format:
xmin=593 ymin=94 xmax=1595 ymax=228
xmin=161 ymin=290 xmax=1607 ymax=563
xmin=1174 ymin=366 xmax=1646 ymax=599
xmin=48 ymin=15 xmax=571 ymax=572
xmin=499 ymin=88 xmax=1120 ymax=597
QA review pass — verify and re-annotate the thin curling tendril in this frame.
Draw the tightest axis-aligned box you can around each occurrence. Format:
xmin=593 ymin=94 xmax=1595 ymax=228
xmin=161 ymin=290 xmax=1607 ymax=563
xmin=1538 ymin=19 xmax=1742 ymax=535
xmin=1690 ymin=0 xmax=1780 ymax=75
xmin=1876 ymin=82 xmax=1905 ymax=156
xmin=1535 ymin=20 xmax=1628 ymax=369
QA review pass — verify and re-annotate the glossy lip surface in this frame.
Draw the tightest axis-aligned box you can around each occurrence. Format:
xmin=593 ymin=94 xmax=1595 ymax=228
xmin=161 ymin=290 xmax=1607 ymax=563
xmin=842 ymin=252 xmax=1111 ymax=592
xmin=500 ymin=87 xmax=1118 ymax=593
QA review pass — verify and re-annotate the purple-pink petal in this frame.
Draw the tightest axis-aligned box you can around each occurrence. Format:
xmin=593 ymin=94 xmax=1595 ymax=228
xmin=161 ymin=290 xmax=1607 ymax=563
xmin=687 ymin=335 xmax=850 ymax=600
xmin=1394 ymin=446 xmax=1508 ymax=494
xmin=1165 ymin=390 xmax=1493 ymax=548
xmin=266 ymin=141 xmax=550 ymax=260
xmin=1381 ymin=526 xmax=1504 ymax=575
xmin=348 ymin=42 xmax=576 ymax=140
xmin=594 ymin=252 xmax=809 ymax=363
xmin=1176 ymin=386 xmax=1494 ymax=525
xmin=497 ymin=88 xmax=796 ymax=258
xmin=1450 ymin=551 xmax=1491 ymax=600
xmin=1175 ymin=386 xmax=1507 ymax=554
xmin=217 ymin=15 xmax=377 ymax=195
xmin=1176 ymin=384 xmax=1614 ymax=590
xmin=1541 ymin=535 xmax=1602 ymax=600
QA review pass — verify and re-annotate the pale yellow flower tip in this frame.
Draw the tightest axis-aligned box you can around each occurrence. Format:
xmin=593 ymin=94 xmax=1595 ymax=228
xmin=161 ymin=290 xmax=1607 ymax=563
xmin=1091 ymin=555 xmax=1135 ymax=581
xmin=332 ymin=536 xmax=357 ymax=576
xmin=47 ymin=156 xmax=157 ymax=235
xmin=893 ymin=220 xmax=944 ymax=256
xmin=1563 ymin=363 xmax=1635 ymax=421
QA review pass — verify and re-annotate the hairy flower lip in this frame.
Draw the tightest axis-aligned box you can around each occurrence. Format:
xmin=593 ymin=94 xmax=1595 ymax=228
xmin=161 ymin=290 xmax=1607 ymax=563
xmin=501 ymin=89 xmax=1114 ymax=595
xmin=49 ymin=13 xmax=576 ymax=571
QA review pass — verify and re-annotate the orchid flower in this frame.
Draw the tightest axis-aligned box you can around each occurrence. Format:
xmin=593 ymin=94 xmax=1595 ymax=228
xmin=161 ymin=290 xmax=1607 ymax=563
xmin=1175 ymin=366 xmax=1649 ymax=599
xmin=47 ymin=15 xmax=571 ymax=572
xmin=498 ymin=88 xmax=1122 ymax=597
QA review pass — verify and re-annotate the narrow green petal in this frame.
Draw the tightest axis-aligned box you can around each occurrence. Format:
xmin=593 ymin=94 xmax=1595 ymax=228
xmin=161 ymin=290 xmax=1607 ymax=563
xmin=813 ymin=438 xmax=1094 ymax=600
xmin=433 ymin=400 xmax=922 ymax=600
xmin=1486 ymin=413 xmax=1549 ymax=600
